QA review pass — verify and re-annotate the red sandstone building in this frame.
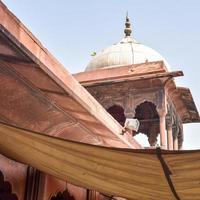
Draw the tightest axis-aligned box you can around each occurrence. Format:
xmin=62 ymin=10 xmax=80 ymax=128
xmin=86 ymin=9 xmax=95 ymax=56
xmin=0 ymin=2 xmax=200 ymax=200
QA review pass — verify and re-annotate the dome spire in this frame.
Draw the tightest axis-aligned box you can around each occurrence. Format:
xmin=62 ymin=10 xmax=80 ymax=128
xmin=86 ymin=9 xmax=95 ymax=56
xmin=124 ymin=12 xmax=132 ymax=37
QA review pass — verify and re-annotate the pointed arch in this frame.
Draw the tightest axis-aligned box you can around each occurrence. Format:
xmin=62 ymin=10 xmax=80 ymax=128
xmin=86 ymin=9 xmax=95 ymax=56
xmin=134 ymin=101 xmax=159 ymax=147
xmin=107 ymin=105 xmax=125 ymax=126
xmin=0 ymin=170 xmax=18 ymax=200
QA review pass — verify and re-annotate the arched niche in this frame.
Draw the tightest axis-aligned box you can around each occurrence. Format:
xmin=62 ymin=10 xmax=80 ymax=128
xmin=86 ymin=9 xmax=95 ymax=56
xmin=50 ymin=189 xmax=75 ymax=200
xmin=0 ymin=170 xmax=18 ymax=200
xmin=134 ymin=101 xmax=159 ymax=147
xmin=107 ymin=105 xmax=126 ymax=126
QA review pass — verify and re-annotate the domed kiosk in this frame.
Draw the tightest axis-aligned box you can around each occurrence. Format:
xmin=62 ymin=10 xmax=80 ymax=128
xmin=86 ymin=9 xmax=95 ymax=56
xmin=86 ymin=15 xmax=170 ymax=71
xmin=74 ymin=15 xmax=200 ymax=150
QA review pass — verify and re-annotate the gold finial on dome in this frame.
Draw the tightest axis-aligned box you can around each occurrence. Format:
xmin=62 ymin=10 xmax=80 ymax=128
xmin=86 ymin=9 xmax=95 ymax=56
xmin=124 ymin=12 xmax=132 ymax=37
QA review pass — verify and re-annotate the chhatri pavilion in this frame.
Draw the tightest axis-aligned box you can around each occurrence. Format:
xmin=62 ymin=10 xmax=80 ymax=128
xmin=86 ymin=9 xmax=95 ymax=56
xmin=74 ymin=15 xmax=199 ymax=150
xmin=0 ymin=1 xmax=200 ymax=200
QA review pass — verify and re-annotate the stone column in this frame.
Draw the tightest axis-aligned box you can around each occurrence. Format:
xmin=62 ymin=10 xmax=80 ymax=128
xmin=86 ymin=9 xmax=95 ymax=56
xmin=167 ymin=123 xmax=173 ymax=150
xmin=155 ymin=88 xmax=168 ymax=149
xmin=157 ymin=109 xmax=167 ymax=149
xmin=173 ymin=137 xmax=178 ymax=150
xmin=173 ymin=126 xmax=179 ymax=150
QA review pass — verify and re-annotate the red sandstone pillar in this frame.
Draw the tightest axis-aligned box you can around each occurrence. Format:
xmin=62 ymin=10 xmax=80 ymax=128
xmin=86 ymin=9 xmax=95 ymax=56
xmin=173 ymin=137 xmax=178 ymax=150
xmin=157 ymin=110 xmax=167 ymax=149
xmin=173 ymin=126 xmax=180 ymax=150
xmin=167 ymin=124 xmax=173 ymax=150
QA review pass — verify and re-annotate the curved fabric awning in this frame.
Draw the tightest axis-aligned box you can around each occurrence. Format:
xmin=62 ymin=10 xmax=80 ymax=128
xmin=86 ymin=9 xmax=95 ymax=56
xmin=0 ymin=123 xmax=200 ymax=200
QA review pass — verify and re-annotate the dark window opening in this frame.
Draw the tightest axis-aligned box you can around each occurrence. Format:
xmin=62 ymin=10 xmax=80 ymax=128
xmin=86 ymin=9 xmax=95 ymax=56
xmin=107 ymin=105 xmax=125 ymax=126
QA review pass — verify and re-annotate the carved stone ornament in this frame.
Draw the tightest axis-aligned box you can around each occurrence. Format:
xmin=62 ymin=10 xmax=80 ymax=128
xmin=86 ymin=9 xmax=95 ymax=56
xmin=50 ymin=189 xmax=75 ymax=200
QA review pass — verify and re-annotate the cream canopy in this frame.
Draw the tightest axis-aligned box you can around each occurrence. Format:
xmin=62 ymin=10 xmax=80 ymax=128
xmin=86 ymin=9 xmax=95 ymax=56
xmin=0 ymin=123 xmax=200 ymax=200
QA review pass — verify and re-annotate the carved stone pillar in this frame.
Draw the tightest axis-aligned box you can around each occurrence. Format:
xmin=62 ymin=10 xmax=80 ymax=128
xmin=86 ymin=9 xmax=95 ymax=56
xmin=173 ymin=137 xmax=178 ymax=150
xmin=155 ymin=88 xmax=167 ymax=149
xmin=178 ymin=123 xmax=183 ymax=149
xmin=173 ymin=126 xmax=179 ymax=150
xmin=166 ymin=108 xmax=174 ymax=150
xmin=157 ymin=109 xmax=167 ymax=149
xmin=166 ymin=123 xmax=173 ymax=150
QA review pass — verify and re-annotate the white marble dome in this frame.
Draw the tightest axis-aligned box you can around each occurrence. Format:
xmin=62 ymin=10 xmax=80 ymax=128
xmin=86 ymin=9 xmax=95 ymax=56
xmin=85 ymin=17 xmax=170 ymax=71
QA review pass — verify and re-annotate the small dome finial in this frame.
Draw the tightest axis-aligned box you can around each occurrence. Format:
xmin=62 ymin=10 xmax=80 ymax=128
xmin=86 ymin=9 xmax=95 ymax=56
xmin=124 ymin=12 xmax=132 ymax=37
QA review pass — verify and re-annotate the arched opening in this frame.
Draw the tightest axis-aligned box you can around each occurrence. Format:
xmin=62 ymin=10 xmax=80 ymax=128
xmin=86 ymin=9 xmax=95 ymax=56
xmin=0 ymin=170 xmax=18 ymax=200
xmin=135 ymin=101 xmax=158 ymax=120
xmin=134 ymin=101 xmax=159 ymax=147
xmin=107 ymin=105 xmax=125 ymax=126
xmin=50 ymin=189 xmax=75 ymax=200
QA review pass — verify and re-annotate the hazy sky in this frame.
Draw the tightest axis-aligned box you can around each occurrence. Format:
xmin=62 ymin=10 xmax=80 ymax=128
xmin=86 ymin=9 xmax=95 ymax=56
xmin=3 ymin=0 xmax=200 ymax=149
